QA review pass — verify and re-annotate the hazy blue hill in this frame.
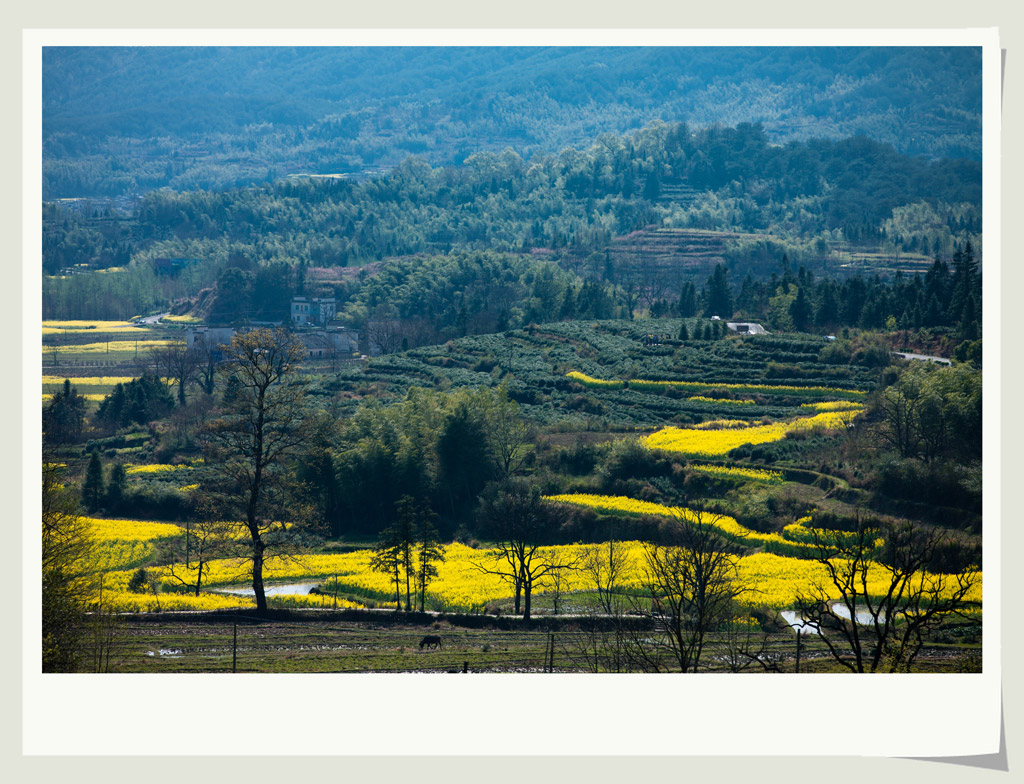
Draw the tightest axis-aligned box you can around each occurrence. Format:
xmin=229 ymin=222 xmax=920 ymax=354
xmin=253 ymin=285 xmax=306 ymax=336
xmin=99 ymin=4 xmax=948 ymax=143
xmin=42 ymin=46 xmax=982 ymax=198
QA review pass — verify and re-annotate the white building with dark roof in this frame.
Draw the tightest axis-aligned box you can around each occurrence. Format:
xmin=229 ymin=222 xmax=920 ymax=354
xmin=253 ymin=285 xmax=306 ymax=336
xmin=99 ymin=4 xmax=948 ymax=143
xmin=291 ymin=296 xmax=336 ymax=327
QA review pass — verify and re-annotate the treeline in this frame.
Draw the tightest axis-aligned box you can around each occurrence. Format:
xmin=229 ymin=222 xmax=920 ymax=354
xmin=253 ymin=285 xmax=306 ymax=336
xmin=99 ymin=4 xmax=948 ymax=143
xmin=720 ymin=243 xmax=982 ymax=339
xmin=42 ymin=119 xmax=981 ymax=320
xmin=110 ymin=121 xmax=983 ymax=263
xmin=43 ymin=47 xmax=982 ymax=198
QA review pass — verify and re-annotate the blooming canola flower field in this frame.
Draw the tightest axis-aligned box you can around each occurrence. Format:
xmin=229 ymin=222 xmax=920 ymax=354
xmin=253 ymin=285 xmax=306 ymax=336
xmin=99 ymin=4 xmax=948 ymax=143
xmin=125 ymin=463 xmax=192 ymax=475
xmin=42 ymin=339 xmax=175 ymax=356
xmin=84 ymin=515 xmax=981 ymax=615
xmin=42 ymin=320 xmax=143 ymax=335
xmin=544 ymin=493 xmax=818 ymax=554
xmin=90 ymin=521 xmax=980 ymax=615
xmin=689 ymin=464 xmax=783 ymax=483
xmin=42 ymin=376 xmax=139 ymax=386
xmin=643 ymin=408 xmax=861 ymax=457
xmin=567 ymin=371 xmax=867 ymax=400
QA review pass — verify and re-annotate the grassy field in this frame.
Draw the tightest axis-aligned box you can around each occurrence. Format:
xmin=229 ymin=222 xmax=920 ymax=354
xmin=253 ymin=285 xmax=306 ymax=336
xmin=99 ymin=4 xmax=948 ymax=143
xmin=95 ymin=612 xmax=981 ymax=674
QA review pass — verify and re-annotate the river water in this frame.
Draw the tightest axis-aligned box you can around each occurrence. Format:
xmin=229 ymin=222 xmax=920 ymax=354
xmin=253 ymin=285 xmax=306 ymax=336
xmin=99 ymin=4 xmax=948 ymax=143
xmin=780 ymin=604 xmax=881 ymax=633
xmin=215 ymin=581 xmax=322 ymax=597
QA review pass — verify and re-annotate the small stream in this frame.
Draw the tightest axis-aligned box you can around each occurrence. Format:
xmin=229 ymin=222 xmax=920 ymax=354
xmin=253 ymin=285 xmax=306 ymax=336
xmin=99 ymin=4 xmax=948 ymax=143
xmin=781 ymin=604 xmax=883 ymax=634
xmin=215 ymin=581 xmax=322 ymax=597
xmin=780 ymin=610 xmax=820 ymax=635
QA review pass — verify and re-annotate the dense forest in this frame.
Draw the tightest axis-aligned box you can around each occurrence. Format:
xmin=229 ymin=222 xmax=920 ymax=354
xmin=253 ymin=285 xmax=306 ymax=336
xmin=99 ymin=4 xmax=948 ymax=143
xmin=43 ymin=119 xmax=982 ymax=349
xmin=42 ymin=46 xmax=982 ymax=198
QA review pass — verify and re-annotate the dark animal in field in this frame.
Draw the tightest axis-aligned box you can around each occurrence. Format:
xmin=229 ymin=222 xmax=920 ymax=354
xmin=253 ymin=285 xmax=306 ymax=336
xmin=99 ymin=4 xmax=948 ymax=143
xmin=419 ymin=635 xmax=442 ymax=649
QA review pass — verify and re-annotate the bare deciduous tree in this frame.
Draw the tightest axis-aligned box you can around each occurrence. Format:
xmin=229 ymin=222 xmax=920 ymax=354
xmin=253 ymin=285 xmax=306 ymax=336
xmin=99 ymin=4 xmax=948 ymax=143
xmin=149 ymin=340 xmax=200 ymax=405
xmin=162 ymin=518 xmax=234 ymax=597
xmin=475 ymin=479 xmax=576 ymax=620
xmin=483 ymin=384 xmax=533 ymax=479
xmin=795 ymin=518 xmax=980 ymax=673
xmin=200 ymin=327 xmax=310 ymax=613
xmin=582 ymin=538 xmax=629 ymax=615
xmin=624 ymin=507 xmax=745 ymax=673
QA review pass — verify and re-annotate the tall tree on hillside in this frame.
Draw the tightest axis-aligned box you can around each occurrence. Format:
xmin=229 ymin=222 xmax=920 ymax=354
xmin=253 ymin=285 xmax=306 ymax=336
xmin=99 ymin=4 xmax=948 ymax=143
xmin=483 ymin=384 xmax=533 ymax=479
xmin=789 ymin=286 xmax=813 ymax=332
xmin=200 ymin=327 xmax=310 ymax=614
xmin=677 ymin=281 xmax=699 ymax=318
xmin=81 ymin=451 xmax=105 ymax=513
xmin=436 ymin=398 xmax=494 ymax=520
xmin=371 ymin=505 xmax=415 ymax=612
xmin=104 ymin=462 xmax=126 ymax=511
xmin=704 ymin=264 xmax=733 ymax=319
xmin=43 ymin=379 xmax=86 ymax=445
xmin=949 ymin=241 xmax=979 ymax=321
xmin=815 ymin=282 xmax=839 ymax=329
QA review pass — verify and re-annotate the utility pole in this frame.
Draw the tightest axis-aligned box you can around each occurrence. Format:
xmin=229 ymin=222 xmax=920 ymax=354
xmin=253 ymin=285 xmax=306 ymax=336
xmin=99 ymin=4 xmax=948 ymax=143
xmin=232 ymin=622 xmax=237 ymax=673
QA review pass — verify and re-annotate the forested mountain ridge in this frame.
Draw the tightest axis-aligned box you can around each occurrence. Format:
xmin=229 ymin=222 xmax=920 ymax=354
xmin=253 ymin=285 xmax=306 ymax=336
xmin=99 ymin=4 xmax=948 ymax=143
xmin=43 ymin=46 xmax=982 ymax=198
xmin=44 ymin=119 xmax=981 ymax=274
xmin=43 ymin=118 xmax=982 ymax=356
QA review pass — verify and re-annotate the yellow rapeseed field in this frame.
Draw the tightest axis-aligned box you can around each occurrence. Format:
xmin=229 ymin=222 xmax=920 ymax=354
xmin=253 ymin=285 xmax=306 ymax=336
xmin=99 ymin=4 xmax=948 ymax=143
xmin=42 ymin=376 xmax=138 ymax=385
xmin=83 ymin=516 xmax=981 ymax=615
xmin=85 ymin=517 xmax=184 ymax=541
xmin=566 ymin=371 xmax=866 ymax=399
xmin=42 ymin=320 xmax=142 ymax=335
xmin=799 ymin=400 xmax=865 ymax=412
xmin=543 ymin=493 xmax=814 ymax=553
xmin=566 ymin=371 xmax=625 ymax=388
xmin=690 ymin=464 xmax=783 ymax=483
xmin=643 ymin=408 xmax=862 ymax=457
xmin=126 ymin=464 xmax=191 ymax=475
xmin=42 ymin=340 xmax=175 ymax=355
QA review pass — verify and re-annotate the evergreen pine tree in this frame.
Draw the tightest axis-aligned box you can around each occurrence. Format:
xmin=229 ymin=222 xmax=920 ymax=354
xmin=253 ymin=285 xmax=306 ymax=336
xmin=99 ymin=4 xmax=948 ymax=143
xmin=43 ymin=379 xmax=86 ymax=445
xmin=816 ymin=284 xmax=839 ymax=329
xmin=677 ymin=281 xmax=698 ymax=318
xmin=82 ymin=451 xmax=105 ymax=513
xmin=789 ymin=287 xmax=813 ymax=332
xmin=105 ymin=462 xmax=126 ymax=510
xmin=704 ymin=264 xmax=733 ymax=318
xmin=959 ymin=294 xmax=980 ymax=341
xmin=413 ymin=503 xmax=445 ymax=613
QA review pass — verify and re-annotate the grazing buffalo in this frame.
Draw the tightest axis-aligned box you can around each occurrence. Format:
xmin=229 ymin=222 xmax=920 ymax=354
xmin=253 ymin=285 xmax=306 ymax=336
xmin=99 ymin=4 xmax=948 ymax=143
xmin=419 ymin=635 xmax=442 ymax=650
